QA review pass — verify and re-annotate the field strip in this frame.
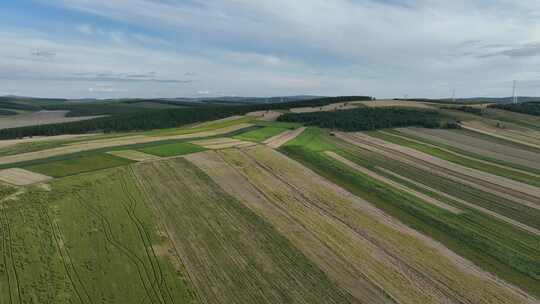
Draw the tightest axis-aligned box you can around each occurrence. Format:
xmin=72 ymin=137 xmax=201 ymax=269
xmin=461 ymin=122 xmax=540 ymax=149
xmin=397 ymin=128 xmax=540 ymax=172
xmin=335 ymin=132 xmax=540 ymax=211
xmin=0 ymin=123 xmax=253 ymax=166
xmin=246 ymin=111 xmax=282 ymax=121
xmin=377 ymin=167 xmax=540 ymax=236
xmin=350 ymin=132 xmax=540 ymax=203
xmin=263 ymin=127 xmax=306 ymax=148
xmin=187 ymin=115 xmax=243 ymax=129
xmin=186 ymin=150 xmax=397 ymax=303
xmin=325 ymin=151 xmax=461 ymax=214
xmin=190 ymin=137 xmax=240 ymax=146
xmin=0 ymin=168 xmax=52 ymax=185
xmin=107 ymin=150 xmax=161 ymax=162
xmin=206 ymin=146 xmax=536 ymax=303
xmin=378 ymin=130 xmax=540 ymax=178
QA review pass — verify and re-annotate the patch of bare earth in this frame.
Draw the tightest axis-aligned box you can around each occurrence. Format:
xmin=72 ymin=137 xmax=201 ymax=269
xmin=337 ymin=132 xmax=540 ymax=210
xmin=187 ymin=146 xmax=535 ymax=304
xmin=0 ymin=168 xmax=52 ymax=186
xmin=263 ymin=127 xmax=306 ymax=148
xmin=0 ymin=123 xmax=253 ymax=165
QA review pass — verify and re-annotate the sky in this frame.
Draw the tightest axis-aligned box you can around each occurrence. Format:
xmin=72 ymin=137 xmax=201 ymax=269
xmin=1 ymin=0 xmax=539 ymax=99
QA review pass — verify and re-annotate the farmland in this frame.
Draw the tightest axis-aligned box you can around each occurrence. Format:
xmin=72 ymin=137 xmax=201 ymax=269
xmin=0 ymin=98 xmax=539 ymax=303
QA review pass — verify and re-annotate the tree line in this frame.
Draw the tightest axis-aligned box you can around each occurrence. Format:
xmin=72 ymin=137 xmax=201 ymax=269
xmin=0 ymin=96 xmax=372 ymax=139
xmin=490 ymin=102 xmax=540 ymax=116
xmin=278 ymin=107 xmax=457 ymax=131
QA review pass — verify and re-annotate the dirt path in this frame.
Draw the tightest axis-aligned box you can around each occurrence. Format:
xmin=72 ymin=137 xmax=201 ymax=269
xmin=263 ymin=127 xmax=306 ymax=148
xmin=336 ymin=132 xmax=540 ymax=211
xmin=0 ymin=123 xmax=253 ymax=166
xmin=377 ymin=167 xmax=540 ymax=236
xmin=325 ymin=151 xmax=461 ymax=214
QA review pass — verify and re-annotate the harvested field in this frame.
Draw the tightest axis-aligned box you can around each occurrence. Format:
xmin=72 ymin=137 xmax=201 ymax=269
xmin=0 ymin=168 xmax=52 ymax=185
xmin=0 ymin=123 xmax=253 ymax=166
xmin=187 ymin=146 xmax=535 ymax=304
xmin=0 ymin=134 xmax=99 ymax=149
xmin=133 ymin=158 xmax=354 ymax=304
xmin=246 ymin=111 xmax=282 ymax=121
xmin=0 ymin=110 xmax=102 ymax=130
xmin=290 ymin=102 xmax=358 ymax=113
xmin=355 ymin=99 xmax=435 ymax=109
xmin=379 ymin=130 xmax=540 ymax=179
xmin=378 ymin=166 xmax=540 ymax=236
xmin=461 ymin=121 xmax=540 ymax=149
xmin=263 ymin=127 xmax=306 ymax=148
xmin=108 ymin=150 xmax=161 ymax=162
xmin=399 ymin=128 xmax=540 ymax=171
xmin=325 ymin=151 xmax=461 ymax=213
xmin=337 ymin=132 xmax=540 ymax=210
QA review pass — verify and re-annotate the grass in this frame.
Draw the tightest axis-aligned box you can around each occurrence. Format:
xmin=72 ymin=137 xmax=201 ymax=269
xmin=280 ymin=128 xmax=540 ymax=297
xmin=23 ymin=153 xmax=134 ymax=177
xmin=139 ymin=142 xmax=206 ymax=157
xmin=233 ymin=126 xmax=287 ymax=142
xmin=369 ymin=130 xmax=540 ymax=187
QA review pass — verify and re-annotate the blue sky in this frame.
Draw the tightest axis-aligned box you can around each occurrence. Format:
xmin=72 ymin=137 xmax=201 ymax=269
xmin=1 ymin=0 xmax=540 ymax=98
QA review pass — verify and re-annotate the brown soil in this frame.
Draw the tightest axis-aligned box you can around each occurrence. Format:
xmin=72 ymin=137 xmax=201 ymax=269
xmin=263 ymin=127 xmax=306 ymax=148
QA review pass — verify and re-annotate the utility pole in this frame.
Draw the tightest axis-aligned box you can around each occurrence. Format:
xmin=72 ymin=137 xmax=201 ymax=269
xmin=512 ymin=80 xmax=518 ymax=104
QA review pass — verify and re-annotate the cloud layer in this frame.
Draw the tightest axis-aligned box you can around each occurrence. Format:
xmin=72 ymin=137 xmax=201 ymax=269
xmin=1 ymin=0 xmax=540 ymax=98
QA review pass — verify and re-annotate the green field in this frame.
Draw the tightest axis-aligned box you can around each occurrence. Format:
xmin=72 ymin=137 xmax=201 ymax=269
xmin=233 ymin=126 xmax=287 ymax=142
xmin=139 ymin=142 xmax=206 ymax=157
xmin=23 ymin=153 xmax=134 ymax=177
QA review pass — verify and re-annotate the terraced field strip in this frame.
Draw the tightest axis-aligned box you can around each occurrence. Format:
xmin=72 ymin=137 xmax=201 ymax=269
xmin=263 ymin=127 xmax=306 ymax=148
xmin=325 ymin=151 xmax=461 ymax=214
xmin=337 ymin=132 xmax=540 ymax=210
xmin=187 ymin=115 xmax=244 ymax=129
xmin=0 ymin=168 xmax=52 ymax=185
xmin=108 ymin=150 xmax=161 ymax=162
xmin=398 ymin=128 xmax=540 ymax=171
xmin=378 ymin=130 xmax=540 ymax=178
xmin=133 ymin=158 xmax=355 ymax=304
xmin=0 ymin=123 xmax=253 ymax=166
xmin=461 ymin=121 xmax=540 ymax=149
xmin=377 ymin=167 xmax=540 ymax=236
xmin=188 ymin=146 xmax=535 ymax=304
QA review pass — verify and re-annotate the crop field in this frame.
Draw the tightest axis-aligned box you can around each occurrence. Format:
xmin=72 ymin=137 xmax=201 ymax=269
xmin=0 ymin=104 xmax=539 ymax=303
xmin=461 ymin=121 xmax=540 ymax=148
xmin=23 ymin=153 xmax=134 ymax=177
xmin=354 ymin=99 xmax=435 ymax=109
xmin=139 ymin=142 xmax=206 ymax=157
xmin=233 ymin=126 xmax=288 ymax=142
